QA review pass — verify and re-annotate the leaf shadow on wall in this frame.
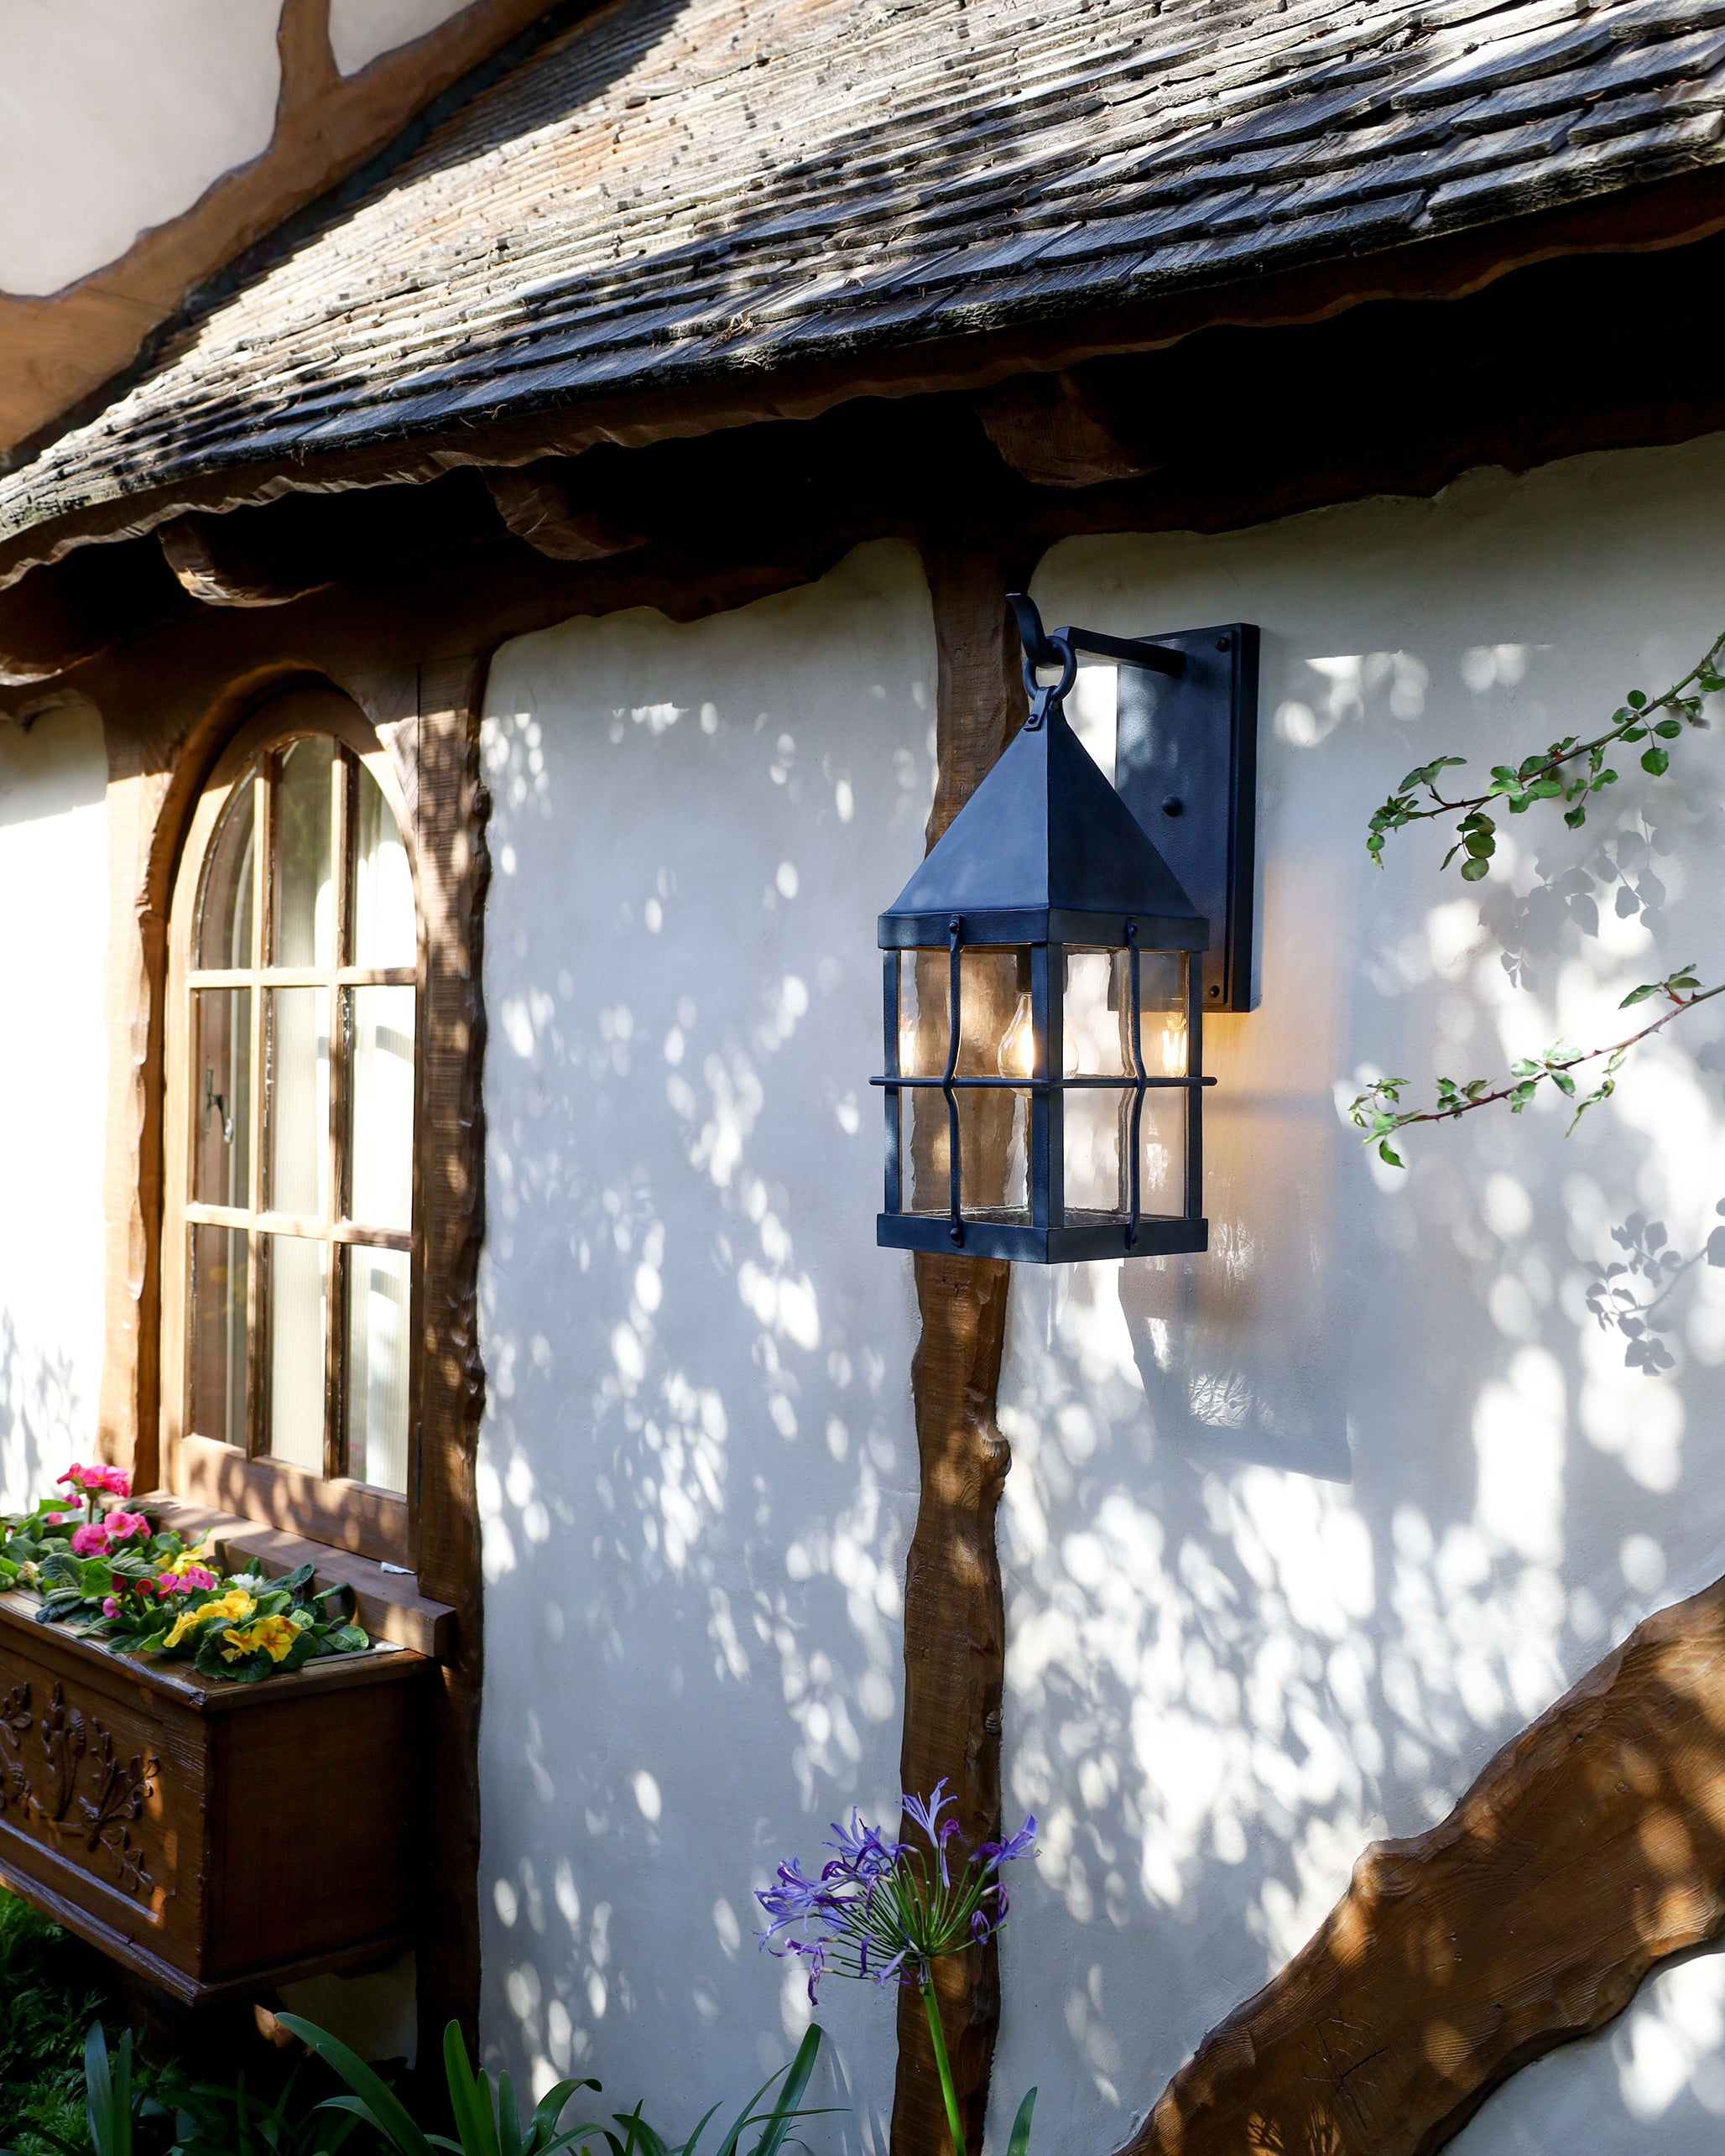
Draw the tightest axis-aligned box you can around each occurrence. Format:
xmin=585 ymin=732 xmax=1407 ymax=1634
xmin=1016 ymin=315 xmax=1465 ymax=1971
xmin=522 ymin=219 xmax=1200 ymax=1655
xmin=987 ymin=630 xmax=1725 ymax=2152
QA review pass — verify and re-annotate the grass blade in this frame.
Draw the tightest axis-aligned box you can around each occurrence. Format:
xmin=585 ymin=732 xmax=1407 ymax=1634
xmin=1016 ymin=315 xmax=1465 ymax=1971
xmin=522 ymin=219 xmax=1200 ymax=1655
xmin=1005 ymin=2088 xmax=1037 ymax=2156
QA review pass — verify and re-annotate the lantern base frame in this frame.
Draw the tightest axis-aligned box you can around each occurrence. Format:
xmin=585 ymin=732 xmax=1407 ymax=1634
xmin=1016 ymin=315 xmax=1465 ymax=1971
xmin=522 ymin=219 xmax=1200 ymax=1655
xmin=876 ymin=1211 xmax=1208 ymax=1263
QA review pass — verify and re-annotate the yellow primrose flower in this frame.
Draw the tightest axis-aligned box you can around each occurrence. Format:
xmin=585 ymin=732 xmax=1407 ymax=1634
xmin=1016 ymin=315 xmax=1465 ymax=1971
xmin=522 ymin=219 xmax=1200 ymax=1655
xmin=165 ymin=1538 xmax=221 ymax=1577
xmin=220 ymin=1613 xmax=300 ymax=1664
xmin=163 ymin=1589 xmax=254 ymax=1650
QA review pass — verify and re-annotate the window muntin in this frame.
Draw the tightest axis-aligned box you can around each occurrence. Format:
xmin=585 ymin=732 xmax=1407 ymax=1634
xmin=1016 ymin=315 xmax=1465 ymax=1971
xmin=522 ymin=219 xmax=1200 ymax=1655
xmin=180 ymin=714 xmax=417 ymax=1496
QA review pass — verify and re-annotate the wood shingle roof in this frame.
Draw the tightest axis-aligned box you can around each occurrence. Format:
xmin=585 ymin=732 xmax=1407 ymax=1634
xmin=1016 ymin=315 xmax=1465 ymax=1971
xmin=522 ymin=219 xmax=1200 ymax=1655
xmin=3 ymin=0 xmax=1722 ymax=554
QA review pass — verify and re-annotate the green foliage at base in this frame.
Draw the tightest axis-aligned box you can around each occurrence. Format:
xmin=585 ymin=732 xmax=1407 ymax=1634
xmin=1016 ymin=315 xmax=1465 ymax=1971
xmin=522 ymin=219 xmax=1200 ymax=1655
xmin=0 ymin=1889 xmax=119 ymax=2156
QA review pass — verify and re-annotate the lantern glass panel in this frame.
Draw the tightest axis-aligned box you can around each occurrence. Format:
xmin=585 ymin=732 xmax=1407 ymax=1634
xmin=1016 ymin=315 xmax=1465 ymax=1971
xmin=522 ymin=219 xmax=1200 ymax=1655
xmin=1063 ymin=1087 xmax=1186 ymax=1218
xmin=896 ymin=945 xmax=1029 ymax=1076
xmin=1061 ymin=947 xmax=1191 ymax=1221
xmin=898 ymin=945 xmax=1031 ymax=1220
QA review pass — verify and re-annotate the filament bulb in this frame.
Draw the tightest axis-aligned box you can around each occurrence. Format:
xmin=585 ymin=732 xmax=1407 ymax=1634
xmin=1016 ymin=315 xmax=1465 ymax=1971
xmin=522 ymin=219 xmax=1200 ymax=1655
xmin=1159 ymin=1013 xmax=1188 ymax=1076
xmin=998 ymin=993 xmax=1035 ymax=1081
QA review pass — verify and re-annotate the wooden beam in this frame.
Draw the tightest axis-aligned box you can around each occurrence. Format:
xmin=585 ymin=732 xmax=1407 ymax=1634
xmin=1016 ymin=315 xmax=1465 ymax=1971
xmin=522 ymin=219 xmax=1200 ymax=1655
xmin=974 ymin=372 xmax=1164 ymax=491
xmin=1135 ymin=1569 xmax=1725 ymax=2156
xmin=158 ymin=513 xmax=333 ymax=607
xmin=410 ymin=655 xmax=492 ymax=2075
xmin=483 ymin=464 xmax=649 ymax=561
xmin=892 ymin=548 xmax=1029 ymax=2156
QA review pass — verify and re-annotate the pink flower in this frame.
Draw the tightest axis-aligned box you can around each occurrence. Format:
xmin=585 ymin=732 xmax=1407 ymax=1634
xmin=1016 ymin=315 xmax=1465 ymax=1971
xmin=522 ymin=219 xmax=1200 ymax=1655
xmin=102 ymin=1596 xmax=121 ymax=1619
xmin=44 ymin=1512 xmax=74 ymax=1525
xmin=55 ymin=1464 xmax=131 ymax=1498
xmin=103 ymin=1512 xmax=150 ymax=1544
xmin=157 ymin=1566 xmax=215 ymax=1596
xmin=70 ymin=1523 xmax=110 ymax=1556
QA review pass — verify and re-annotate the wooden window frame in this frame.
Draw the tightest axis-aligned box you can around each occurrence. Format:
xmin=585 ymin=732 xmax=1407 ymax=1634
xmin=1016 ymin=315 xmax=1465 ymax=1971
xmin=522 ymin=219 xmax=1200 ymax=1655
xmin=160 ymin=690 xmax=420 ymax=1566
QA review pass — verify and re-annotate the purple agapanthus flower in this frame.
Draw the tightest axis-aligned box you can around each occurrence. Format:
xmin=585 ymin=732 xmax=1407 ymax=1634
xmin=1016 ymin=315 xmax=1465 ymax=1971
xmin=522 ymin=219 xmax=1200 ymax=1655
xmin=758 ymin=1783 xmax=1036 ymax=2005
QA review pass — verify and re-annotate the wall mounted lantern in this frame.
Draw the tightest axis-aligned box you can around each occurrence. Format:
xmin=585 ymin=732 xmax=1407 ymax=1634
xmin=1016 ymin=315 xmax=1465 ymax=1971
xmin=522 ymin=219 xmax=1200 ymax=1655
xmin=874 ymin=596 xmax=1259 ymax=1263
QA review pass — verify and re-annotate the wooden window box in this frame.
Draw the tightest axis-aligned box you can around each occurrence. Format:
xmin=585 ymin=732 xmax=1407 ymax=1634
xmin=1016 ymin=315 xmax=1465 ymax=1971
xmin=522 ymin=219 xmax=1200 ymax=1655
xmin=0 ymin=1591 xmax=432 ymax=2004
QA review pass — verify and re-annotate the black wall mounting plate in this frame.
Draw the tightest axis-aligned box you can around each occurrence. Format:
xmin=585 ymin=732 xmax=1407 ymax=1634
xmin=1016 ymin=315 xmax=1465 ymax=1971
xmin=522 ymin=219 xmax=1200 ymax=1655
xmin=1113 ymin=622 xmax=1259 ymax=1013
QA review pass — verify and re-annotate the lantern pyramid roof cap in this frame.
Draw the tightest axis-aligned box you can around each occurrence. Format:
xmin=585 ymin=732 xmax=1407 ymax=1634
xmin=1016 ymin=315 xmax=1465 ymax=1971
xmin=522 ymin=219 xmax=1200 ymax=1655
xmin=880 ymin=697 xmax=1209 ymax=950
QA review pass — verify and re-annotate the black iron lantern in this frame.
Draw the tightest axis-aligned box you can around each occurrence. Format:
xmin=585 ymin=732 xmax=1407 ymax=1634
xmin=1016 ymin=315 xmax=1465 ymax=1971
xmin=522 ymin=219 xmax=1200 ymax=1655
xmin=874 ymin=596 xmax=1258 ymax=1263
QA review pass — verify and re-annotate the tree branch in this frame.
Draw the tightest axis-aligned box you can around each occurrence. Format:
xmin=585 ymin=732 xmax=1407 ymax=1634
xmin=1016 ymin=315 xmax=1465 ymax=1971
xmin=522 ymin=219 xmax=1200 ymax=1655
xmin=1349 ymin=969 xmax=1722 ymax=1165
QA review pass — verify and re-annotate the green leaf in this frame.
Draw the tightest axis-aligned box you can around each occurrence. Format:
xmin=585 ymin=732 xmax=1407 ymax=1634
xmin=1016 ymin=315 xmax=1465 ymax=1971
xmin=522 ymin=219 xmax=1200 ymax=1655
xmin=1005 ymin=2089 xmax=1039 ymax=2156
xmin=1459 ymin=857 xmax=1489 ymax=881
xmin=276 ymin=2014 xmax=436 ymax=2156
xmin=1378 ymin=1139 xmax=1404 ymax=1169
xmin=1628 ymin=690 xmax=1648 ymax=708
xmin=1462 ymin=832 xmax=1494 ymax=858
xmin=445 ymin=2021 xmax=502 ymax=2156
xmin=1620 ymin=983 xmax=1657 ymax=1007
xmin=1641 ymin=746 xmax=1670 ymax=776
xmin=746 ymin=2026 xmax=825 ymax=2156
xmin=1654 ymin=718 xmax=1683 ymax=737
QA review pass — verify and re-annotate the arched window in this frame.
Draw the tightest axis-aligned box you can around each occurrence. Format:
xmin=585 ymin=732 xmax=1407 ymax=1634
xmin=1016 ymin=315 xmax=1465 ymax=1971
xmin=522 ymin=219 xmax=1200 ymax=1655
xmin=162 ymin=688 xmax=418 ymax=1556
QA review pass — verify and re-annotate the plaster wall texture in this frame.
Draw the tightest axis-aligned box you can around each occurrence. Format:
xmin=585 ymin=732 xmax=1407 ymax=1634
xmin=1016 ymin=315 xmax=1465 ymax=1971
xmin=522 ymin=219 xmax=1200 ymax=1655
xmin=0 ymin=0 xmax=491 ymax=295
xmin=0 ymin=0 xmax=284 ymax=295
xmin=985 ymin=431 xmax=1725 ymax=2153
xmin=477 ymin=542 xmax=934 ymax=2143
xmin=0 ymin=706 xmax=108 ymax=1513
xmin=330 ymin=0 xmax=476 ymax=76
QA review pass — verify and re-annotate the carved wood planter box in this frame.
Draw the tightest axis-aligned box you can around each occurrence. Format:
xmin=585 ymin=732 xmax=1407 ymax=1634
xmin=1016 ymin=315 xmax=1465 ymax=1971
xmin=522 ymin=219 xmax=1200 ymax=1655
xmin=0 ymin=1593 xmax=430 ymax=2003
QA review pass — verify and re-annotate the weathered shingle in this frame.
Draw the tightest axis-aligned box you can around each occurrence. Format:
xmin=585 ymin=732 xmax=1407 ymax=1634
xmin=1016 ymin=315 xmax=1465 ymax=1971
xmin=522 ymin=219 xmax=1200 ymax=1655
xmin=3 ymin=0 xmax=1724 ymax=550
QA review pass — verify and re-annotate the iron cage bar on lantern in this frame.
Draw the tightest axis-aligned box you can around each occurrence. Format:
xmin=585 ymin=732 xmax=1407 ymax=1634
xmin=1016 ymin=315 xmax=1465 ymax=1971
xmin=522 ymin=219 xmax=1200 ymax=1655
xmin=873 ymin=600 xmax=1229 ymax=1265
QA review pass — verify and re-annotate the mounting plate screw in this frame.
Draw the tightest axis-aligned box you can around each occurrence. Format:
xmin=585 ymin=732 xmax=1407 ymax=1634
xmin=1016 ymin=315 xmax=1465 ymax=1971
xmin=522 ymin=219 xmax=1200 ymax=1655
xmin=1216 ymin=634 xmax=1232 ymax=652
xmin=1161 ymin=794 xmax=1184 ymax=817
xmin=1207 ymin=982 xmax=1222 ymax=998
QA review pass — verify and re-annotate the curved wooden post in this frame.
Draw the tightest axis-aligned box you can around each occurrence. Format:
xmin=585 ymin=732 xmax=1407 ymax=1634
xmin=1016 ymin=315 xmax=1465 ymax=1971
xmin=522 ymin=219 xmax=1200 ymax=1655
xmin=892 ymin=549 xmax=1029 ymax=2156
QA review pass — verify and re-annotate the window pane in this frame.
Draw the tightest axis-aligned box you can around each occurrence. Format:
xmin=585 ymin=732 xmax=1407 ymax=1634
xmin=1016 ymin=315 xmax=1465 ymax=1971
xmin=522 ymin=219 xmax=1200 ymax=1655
xmin=196 ymin=775 xmax=255 ymax=969
xmin=274 ymin=736 xmax=334 ymax=967
xmin=268 ymin=987 xmax=329 ymax=1218
xmin=192 ymin=989 xmax=252 ymax=1206
xmin=353 ymin=763 xmax=414 ymax=969
xmin=189 ymin=1224 xmax=248 ymax=1446
xmin=347 ymin=987 xmax=415 ymax=1231
xmin=267 ymin=1234 xmax=326 ymax=1472
xmin=347 ymin=1247 xmax=409 ymax=1492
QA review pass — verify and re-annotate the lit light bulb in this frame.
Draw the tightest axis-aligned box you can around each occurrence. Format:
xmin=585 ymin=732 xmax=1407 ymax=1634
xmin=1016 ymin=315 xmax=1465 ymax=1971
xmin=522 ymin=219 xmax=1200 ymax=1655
xmin=1159 ymin=1014 xmax=1188 ymax=1076
xmin=998 ymin=993 xmax=1035 ymax=1081
xmin=899 ymin=1018 xmax=920 ymax=1077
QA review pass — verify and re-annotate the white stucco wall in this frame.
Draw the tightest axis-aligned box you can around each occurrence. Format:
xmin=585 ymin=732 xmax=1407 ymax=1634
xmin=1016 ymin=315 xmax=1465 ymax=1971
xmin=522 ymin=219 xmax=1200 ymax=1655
xmin=985 ymin=433 xmax=1725 ymax=2153
xmin=0 ymin=0 xmax=283 ymax=295
xmin=330 ymin=0 xmax=475 ymax=76
xmin=477 ymin=543 xmax=935 ymax=2141
xmin=0 ymin=706 xmax=108 ymax=1510
xmin=0 ymin=0 xmax=492 ymax=296
xmin=479 ymin=444 xmax=1725 ymax=2151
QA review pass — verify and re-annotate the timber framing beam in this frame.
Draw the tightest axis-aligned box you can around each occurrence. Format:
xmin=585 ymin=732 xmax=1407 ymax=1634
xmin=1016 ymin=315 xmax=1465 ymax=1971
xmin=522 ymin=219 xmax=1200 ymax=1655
xmin=893 ymin=549 xmax=1031 ymax=2154
xmin=1135 ymin=1569 xmax=1725 ymax=2155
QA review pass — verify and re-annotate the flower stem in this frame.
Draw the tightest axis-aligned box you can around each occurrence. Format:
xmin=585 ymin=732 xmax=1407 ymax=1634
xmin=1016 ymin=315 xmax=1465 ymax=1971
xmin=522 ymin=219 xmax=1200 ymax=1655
xmin=922 ymin=1976 xmax=968 ymax=2156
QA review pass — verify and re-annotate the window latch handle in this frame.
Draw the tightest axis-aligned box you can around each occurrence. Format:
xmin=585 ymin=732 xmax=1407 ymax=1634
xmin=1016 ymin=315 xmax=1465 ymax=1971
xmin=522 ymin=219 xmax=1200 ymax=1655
xmin=204 ymin=1068 xmax=234 ymax=1146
